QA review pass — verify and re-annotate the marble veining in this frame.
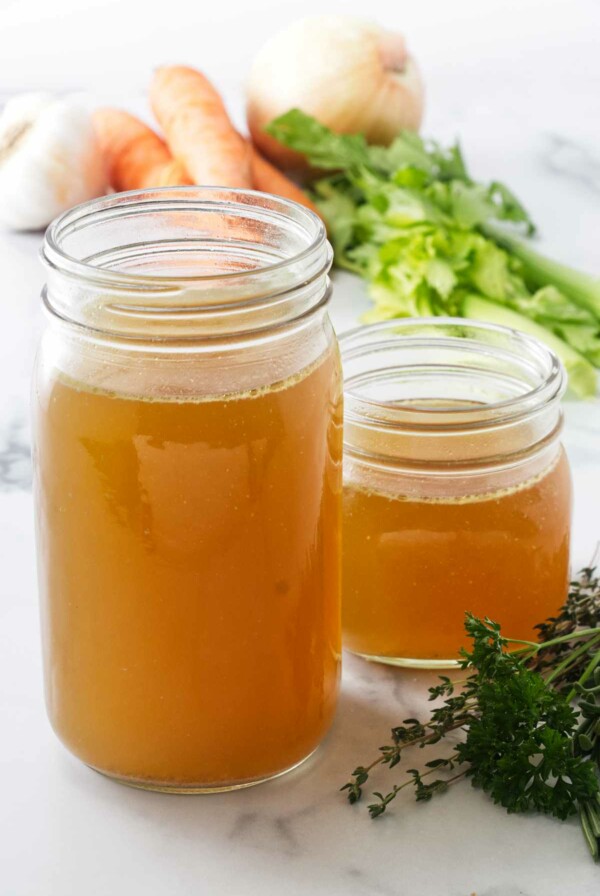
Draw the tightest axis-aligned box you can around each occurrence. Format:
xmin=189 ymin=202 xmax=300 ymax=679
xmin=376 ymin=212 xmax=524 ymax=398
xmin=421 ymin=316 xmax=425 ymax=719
xmin=542 ymin=134 xmax=600 ymax=194
xmin=0 ymin=414 xmax=31 ymax=491
xmin=2 ymin=54 xmax=600 ymax=896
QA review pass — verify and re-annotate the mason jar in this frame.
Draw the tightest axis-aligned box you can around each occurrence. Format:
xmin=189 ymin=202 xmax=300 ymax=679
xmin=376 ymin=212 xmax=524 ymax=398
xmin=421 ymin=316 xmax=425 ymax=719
xmin=33 ymin=188 xmax=342 ymax=791
xmin=340 ymin=319 xmax=571 ymax=668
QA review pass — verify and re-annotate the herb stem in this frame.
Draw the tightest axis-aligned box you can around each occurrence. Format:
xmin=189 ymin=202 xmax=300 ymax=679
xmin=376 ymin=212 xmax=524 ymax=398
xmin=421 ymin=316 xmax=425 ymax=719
xmin=443 ymin=769 xmax=469 ymax=788
xmin=546 ymin=634 xmax=600 ymax=686
xmin=566 ymin=647 xmax=600 ymax=703
xmin=368 ymin=753 xmax=465 ymax=816
xmin=393 ymin=753 xmax=462 ymax=794
xmin=510 ymin=627 xmax=600 ymax=655
xmin=581 ymin=804 xmax=600 ymax=860
xmin=366 ymin=717 xmax=473 ymax=775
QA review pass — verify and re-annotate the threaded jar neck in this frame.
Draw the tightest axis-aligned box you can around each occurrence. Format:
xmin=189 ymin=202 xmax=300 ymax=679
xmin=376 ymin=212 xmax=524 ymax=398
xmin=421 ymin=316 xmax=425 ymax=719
xmin=41 ymin=187 xmax=332 ymax=342
xmin=340 ymin=318 xmax=566 ymax=476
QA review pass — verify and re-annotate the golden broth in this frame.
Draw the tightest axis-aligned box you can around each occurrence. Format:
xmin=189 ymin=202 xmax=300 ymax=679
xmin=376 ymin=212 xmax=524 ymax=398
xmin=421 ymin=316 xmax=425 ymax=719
xmin=35 ymin=348 xmax=342 ymax=788
xmin=342 ymin=450 xmax=571 ymax=663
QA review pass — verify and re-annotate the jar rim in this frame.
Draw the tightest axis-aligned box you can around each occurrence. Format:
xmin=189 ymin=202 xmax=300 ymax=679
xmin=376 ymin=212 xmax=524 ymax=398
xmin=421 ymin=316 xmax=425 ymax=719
xmin=340 ymin=318 xmax=566 ymax=435
xmin=42 ymin=186 xmax=328 ymax=287
xmin=41 ymin=187 xmax=332 ymax=340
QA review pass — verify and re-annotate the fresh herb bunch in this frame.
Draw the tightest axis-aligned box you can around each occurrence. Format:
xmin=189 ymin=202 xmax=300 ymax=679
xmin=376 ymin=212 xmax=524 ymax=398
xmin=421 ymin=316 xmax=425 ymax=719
xmin=341 ymin=563 xmax=600 ymax=860
xmin=267 ymin=111 xmax=600 ymax=397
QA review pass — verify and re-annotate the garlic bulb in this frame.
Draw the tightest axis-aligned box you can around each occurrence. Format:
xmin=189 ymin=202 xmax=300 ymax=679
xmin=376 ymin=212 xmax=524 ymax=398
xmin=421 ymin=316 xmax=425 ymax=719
xmin=0 ymin=93 xmax=108 ymax=231
xmin=247 ymin=16 xmax=425 ymax=172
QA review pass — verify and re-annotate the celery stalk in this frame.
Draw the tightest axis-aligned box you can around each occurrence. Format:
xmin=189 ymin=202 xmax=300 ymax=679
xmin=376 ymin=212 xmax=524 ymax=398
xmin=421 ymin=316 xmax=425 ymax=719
xmin=485 ymin=226 xmax=600 ymax=321
xmin=462 ymin=294 xmax=597 ymax=398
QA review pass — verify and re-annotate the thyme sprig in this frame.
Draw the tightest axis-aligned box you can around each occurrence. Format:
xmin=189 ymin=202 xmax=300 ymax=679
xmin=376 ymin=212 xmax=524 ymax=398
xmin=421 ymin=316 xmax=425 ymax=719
xmin=342 ymin=563 xmax=600 ymax=860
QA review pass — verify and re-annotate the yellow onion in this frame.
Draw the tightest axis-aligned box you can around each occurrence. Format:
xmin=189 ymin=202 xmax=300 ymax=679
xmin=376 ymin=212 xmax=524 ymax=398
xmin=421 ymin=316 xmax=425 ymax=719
xmin=246 ymin=16 xmax=424 ymax=172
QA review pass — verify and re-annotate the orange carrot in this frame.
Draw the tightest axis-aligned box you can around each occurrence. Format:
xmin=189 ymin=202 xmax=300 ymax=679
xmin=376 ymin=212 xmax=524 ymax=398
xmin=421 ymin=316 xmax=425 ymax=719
xmin=93 ymin=108 xmax=192 ymax=191
xmin=249 ymin=146 xmax=320 ymax=216
xmin=151 ymin=66 xmax=252 ymax=189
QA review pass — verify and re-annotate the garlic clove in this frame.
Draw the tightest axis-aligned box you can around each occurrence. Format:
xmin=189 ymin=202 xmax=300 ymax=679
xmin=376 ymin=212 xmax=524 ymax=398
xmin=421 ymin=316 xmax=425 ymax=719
xmin=0 ymin=93 xmax=108 ymax=231
xmin=246 ymin=16 xmax=425 ymax=172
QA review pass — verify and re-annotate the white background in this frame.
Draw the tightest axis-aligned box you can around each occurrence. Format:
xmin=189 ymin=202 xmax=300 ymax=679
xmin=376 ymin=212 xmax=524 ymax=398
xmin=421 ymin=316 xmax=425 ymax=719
xmin=2 ymin=1 xmax=600 ymax=894
xmin=1 ymin=0 xmax=598 ymax=127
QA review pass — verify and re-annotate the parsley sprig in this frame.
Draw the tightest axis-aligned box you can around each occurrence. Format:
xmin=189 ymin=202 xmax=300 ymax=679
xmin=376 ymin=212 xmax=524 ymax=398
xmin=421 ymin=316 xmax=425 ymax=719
xmin=342 ymin=563 xmax=600 ymax=860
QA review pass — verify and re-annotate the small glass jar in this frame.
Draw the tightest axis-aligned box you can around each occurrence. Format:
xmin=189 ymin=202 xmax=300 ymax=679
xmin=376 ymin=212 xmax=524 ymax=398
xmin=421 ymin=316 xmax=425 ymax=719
xmin=340 ymin=319 xmax=572 ymax=668
xmin=33 ymin=188 xmax=342 ymax=791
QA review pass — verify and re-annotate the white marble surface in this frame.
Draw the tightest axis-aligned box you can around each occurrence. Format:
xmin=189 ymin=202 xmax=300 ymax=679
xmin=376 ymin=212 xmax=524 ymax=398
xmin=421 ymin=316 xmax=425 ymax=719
xmin=1 ymin=1 xmax=600 ymax=893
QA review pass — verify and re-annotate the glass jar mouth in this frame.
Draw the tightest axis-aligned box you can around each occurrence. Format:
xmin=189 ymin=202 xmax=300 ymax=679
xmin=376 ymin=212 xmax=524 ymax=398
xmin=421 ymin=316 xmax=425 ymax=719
xmin=340 ymin=318 xmax=566 ymax=473
xmin=340 ymin=318 xmax=566 ymax=434
xmin=41 ymin=187 xmax=332 ymax=339
xmin=43 ymin=187 xmax=328 ymax=287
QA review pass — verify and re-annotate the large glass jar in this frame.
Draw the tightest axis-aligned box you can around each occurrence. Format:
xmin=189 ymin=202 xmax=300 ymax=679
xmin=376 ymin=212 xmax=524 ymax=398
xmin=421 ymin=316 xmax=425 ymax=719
xmin=33 ymin=188 xmax=342 ymax=791
xmin=341 ymin=319 xmax=572 ymax=668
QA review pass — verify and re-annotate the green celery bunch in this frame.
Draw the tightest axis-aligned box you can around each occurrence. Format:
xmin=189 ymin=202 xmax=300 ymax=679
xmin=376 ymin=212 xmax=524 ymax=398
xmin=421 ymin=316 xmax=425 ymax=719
xmin=267 ymin=111 xmax=600 ymax=397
